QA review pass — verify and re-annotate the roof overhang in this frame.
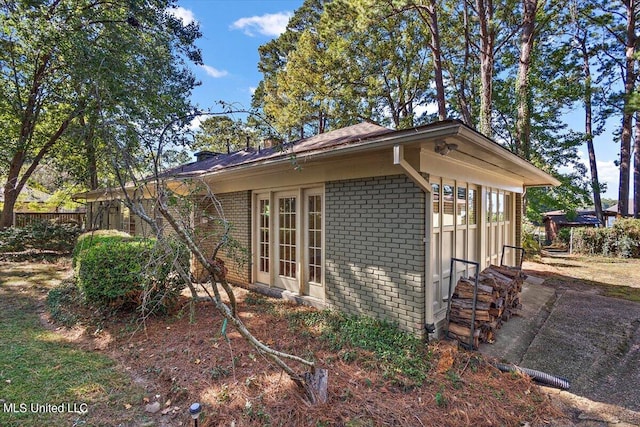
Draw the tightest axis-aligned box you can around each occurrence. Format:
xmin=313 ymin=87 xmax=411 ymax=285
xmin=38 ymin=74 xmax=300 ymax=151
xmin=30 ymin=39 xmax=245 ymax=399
xmin=187 ymin=120 xmax=560 ymax=188
xmin=75 ymin=120 xmax=559 ymax=201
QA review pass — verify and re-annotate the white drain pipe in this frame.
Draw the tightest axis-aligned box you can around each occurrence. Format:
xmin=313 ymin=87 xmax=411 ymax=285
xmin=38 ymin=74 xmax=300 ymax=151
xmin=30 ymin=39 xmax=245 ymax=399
xmin=393 ymin=144 xmax=435 ymax=337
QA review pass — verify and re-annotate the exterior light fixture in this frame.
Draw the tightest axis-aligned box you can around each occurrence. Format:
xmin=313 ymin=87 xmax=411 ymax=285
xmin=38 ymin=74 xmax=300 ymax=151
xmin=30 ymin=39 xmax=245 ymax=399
xmin=434 ymin=141 xmax=459 ymax=156
xmin=189 ymin=402 xmax=202 ymax=427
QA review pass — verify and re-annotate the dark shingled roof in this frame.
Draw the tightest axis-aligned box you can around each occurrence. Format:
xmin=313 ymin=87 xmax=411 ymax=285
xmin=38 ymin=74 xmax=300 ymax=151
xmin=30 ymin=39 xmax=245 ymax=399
xmin=604 ymin=200 xmax=634 ymax=215
xmin=164 ymin=122 xmax=392 ymax=178
xmin=542 ymin=209 xmax=602 ymax=226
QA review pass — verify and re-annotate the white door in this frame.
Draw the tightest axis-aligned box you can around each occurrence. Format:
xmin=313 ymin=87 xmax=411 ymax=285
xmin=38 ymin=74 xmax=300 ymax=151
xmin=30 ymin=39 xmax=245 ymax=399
xmin=274 ymin=193 xmax=299 ymax=291
xmin=255 ymin=195 xmax=271 ymax=284
xmin=304 ymin=192 xmax=324 ymax=299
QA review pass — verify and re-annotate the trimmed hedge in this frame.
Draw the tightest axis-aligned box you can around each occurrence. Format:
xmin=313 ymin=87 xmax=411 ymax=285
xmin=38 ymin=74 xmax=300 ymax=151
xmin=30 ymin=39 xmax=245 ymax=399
xmin=74 ymin=232 xmax=189 ymax=313
xmin=573 ymin=219 xmax=640 ymax=258
xmin=0 ymin=221 xmax=81 ymax=253
xmin=72 ymin=229 xmax=133 ymax=267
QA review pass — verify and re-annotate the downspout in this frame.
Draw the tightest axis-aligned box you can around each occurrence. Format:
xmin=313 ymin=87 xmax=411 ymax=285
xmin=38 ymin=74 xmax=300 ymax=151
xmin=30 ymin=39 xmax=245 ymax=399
xmin=393 ymin=145 xmax=436 ymax=338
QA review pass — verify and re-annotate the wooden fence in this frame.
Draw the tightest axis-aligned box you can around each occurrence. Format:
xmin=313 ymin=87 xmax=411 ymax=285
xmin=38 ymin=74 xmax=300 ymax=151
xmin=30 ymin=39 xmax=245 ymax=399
xmin=13 ymin=212 xmax=86 ymax=228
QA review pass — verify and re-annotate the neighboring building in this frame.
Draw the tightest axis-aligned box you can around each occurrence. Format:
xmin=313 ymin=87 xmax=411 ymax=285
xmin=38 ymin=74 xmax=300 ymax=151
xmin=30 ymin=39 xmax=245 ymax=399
xmin=76 ymin=120 xmax=559 ymax=337
xmin=0 ymin=185 xmax=51 ymax=211
xmin=604 ymin=200 xmax=634 ymax=226
xmin=542 ymin=209 xmax=603 ymax=243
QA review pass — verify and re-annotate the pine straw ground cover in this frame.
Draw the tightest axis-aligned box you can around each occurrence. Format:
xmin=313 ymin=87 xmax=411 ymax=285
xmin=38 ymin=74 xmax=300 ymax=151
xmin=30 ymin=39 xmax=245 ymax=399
xmin=45 ymin=280 xmax=566 ymax=427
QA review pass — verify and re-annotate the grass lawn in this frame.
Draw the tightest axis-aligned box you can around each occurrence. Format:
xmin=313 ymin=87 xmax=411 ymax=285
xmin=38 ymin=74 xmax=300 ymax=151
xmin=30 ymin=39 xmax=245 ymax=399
xmin=524 ymin=255 xmax=640 ymax=302
xmin=0 ymin=260 xmax=147 ymax=427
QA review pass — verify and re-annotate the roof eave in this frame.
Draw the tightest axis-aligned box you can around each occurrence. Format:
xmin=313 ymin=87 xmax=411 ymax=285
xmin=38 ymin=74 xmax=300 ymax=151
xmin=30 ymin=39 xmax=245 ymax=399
xmin=176 ymin=121 xmax=560 ymax=188
xmin=455 ymin=126 xmax=561 ymax=187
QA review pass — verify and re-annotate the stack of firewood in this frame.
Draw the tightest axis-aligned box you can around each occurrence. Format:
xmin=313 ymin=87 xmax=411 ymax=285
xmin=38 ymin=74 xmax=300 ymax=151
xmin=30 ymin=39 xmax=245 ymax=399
xmin=447 ymin=265 xmax=526 ymax=349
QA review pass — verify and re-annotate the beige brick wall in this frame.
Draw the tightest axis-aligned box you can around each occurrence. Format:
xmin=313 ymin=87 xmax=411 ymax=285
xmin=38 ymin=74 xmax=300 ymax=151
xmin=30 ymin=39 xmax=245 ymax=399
xmin=192 ymin=191 xmax=251 ymax=285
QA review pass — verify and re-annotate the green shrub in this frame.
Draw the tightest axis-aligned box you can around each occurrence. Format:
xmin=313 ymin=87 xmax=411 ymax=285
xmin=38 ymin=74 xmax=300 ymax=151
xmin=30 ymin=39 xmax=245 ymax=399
xmin=0 ymin=227 xmax=28 ymax=252
xmin=554 ymin=228 xmax=571 ymax=247
xmin=72 ymin=230 xmax=134 ymax=267
xmin=573 ymin=219 xmax=640 ymax=258
xmin=0 ymin=221 xmax=81 ymax=253
xmin=75 ymin=235 xmax=189 ymax=314
xmin=521 ymin=220 xmax=541 ymax=257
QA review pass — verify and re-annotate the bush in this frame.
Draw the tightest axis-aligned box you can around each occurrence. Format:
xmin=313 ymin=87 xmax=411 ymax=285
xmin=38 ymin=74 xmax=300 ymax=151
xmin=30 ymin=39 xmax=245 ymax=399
xmin=75 ymin=234 xmax=189 ymax=314
xmin=72 ymin=230 xmax=134 ymax=267
xmin=554 ymin=228 xmax=571 ymax=247
xmin=521 ymin=220 xmax=541 ymax=258
xmin=573 ymin=219 xmax=640 ymax=258
xmin=0 ymin=221 xmax=81 ymax=253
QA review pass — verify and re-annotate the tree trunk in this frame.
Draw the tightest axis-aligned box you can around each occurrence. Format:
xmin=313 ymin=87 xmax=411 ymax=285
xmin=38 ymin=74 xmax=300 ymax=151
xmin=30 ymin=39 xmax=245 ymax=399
xmin=80 ymin=114 xmax=99 ymax=190
xmin=477 ymin=0 xmax=495 ymax=137
xmin=619 ymin=115 xmax=632 ymax=217
xmin=635 ymin=110 xmax=640 ymax=218
xmin=515 ymin=0 xmax=537 ymax=159
xmin=453 ymin=0 xmax=474 ymax=126
xmin=579 ymin=34 xmax=604 ymax=225
xmin=423 ymin=0 xmax=447 ymax=121
xmin=0 ymin=115 xmax=74 ymax=228
xmin=618 ymin=0 xmax=636 ymax=217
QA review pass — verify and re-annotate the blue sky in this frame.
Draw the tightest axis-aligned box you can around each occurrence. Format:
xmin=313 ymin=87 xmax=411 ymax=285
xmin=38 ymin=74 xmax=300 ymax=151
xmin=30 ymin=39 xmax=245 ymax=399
xmin=173 ymin=0 xmax=621 ymax=199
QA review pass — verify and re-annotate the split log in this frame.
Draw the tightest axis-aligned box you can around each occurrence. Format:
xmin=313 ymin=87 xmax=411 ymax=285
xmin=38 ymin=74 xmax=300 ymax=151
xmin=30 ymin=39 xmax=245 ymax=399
xmin=448 ymin=264 xmax=525 ymax=348
xmin=451 ymin=298 xmax=491 ymax=311
xmin=448 ymin=323 xmax=480 ymax=349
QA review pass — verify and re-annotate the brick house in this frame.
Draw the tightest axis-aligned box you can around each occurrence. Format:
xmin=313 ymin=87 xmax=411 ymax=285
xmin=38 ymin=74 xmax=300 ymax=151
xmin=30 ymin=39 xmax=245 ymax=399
xmin=78 ymin=120 xmax=558 ymax=337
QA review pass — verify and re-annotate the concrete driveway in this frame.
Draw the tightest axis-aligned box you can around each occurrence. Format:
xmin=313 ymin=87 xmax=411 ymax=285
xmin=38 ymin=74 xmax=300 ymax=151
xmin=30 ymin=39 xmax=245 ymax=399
xmin=480 ymin=279 xmax=640 ymax=425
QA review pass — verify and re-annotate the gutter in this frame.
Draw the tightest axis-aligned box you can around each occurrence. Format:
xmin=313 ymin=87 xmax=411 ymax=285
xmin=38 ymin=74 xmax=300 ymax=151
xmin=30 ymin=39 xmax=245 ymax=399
xmin=392 ymin=144 xmax=436 ymax=337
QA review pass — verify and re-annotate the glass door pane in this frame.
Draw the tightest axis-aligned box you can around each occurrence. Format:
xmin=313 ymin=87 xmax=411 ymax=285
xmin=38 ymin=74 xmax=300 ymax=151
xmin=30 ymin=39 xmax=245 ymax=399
xmin=279 ymin=197 xmax=297 ymax=279
xmin=259 ymin=199 xmax=270 ymax=273
xmin=308 ymin=195 xmax=322 ymax=284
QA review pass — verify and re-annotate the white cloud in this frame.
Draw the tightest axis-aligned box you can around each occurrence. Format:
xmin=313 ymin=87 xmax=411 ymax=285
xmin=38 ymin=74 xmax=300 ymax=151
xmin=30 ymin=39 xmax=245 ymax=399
xmin=230 ymin=12 xmax=293 ymax=37
xmin=200 ymin=64 xmax=228 ymax=78
xmin=596 ymin=158 xmax=621 ymax=197
xmin=414 ymin=103 xmax=439 ymax=117
xmin=188 ymin=115 xmax=205 ymax=131
xmin=249 ymin=86 xmax=257 ymax=95
xmin=169 ymin=6 xmax=197 ymax=26
xmin=565 ymin=150 xmax=621 ymax=198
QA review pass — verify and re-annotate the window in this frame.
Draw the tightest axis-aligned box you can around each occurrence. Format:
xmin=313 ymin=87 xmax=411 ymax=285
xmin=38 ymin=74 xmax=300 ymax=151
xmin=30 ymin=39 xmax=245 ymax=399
xmin=308 ymin=195 xmax=322 ymax=284
xmin=443 ymin=184 xmax=454 ymax=226
xmin=498 ymin=192 xmax=505 ymax=221
xmin=279 ymin=197 xmax=296 ymax=278
xmin=505 ymin=194 xmax=511 ymax=220
xmin=468 ymin=188 xmax=477 ymax=225
xmin=457 ymin=186 xmax=467 ymax=225
xmin=432 ymin=183 xmax=440 ymax=228
xmin=486 ymin=191 xmax=492 ymax=222
xmin=491 ymin=191 xmax=498 ymax=222
xmin=259 ymin=199 xmax=270 ymax=273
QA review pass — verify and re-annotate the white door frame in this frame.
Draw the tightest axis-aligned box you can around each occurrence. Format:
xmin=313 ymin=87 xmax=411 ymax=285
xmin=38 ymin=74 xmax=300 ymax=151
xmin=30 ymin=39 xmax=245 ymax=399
xmin=254 ymin=193 xmax=271 ymax=285
xmin=273 ymin=191 xmax=299 ymax=292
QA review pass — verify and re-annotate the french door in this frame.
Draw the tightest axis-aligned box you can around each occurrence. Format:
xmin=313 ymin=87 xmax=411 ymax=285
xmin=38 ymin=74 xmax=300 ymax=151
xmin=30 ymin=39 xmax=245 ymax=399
xmin=254 ymin=188 xmax=324 ymax=299
xmin=255 ymin=196 xmax=271 ymax=284
xmin=274 ymin=193 xmax=298 ymax=291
